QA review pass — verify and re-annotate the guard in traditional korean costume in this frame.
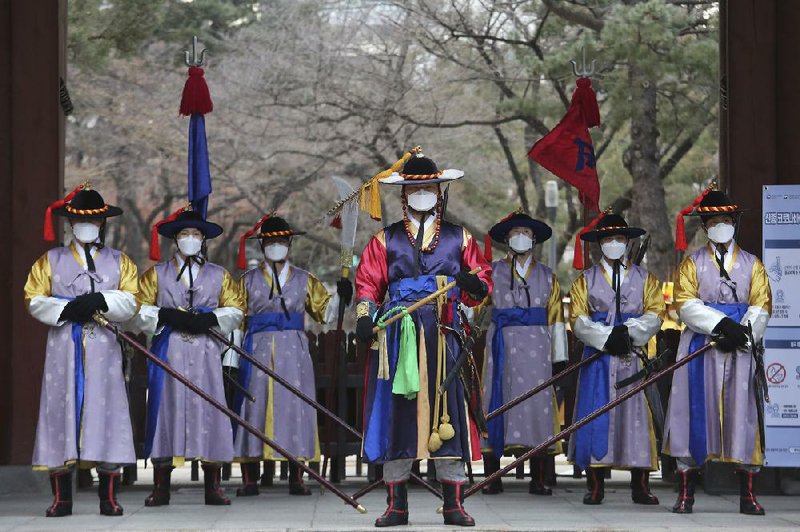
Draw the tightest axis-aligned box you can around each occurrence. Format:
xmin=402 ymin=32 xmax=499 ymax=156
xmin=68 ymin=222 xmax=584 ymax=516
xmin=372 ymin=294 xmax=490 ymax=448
xmin=663 ymin=189 xmax=772 ymax=515
xmin=354 ymin=151 xmax=492 ymax=527
xmin=567 ymin=212 xmax=664 ymax=505
xmin=25 ymin=185 xmax=138 ymax=517
xmin=232 ymin=215 xmax=353 ymax=496
xmin=480 ymin=212 xmax=567 ymax=495
xmin=134 ymin=208 xmax=245 ymax=506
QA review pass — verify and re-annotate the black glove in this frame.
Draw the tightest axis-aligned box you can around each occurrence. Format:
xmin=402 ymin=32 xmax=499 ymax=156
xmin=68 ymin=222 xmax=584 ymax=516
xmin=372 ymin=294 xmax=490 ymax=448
xmin=74 ymin=292 xmax=108 ymax=315
xmin=603 ymin=325 xmax=631 ymax=356
xmin=356 ymin=315 xmax=376 ymax=344
xmin=158 ymin=307 xmax=196 ymax=332
xmin=454 ymin=270 xmax=487 ymax=298
xmin=188 ymin=312 xmax=218 ymax=335
xmin=337 ymin=279 xmax=353 ymax=307
xmin=712 ymin=317 xmax=749 ymax=353
xmin=59 ymin=300 xmax=86 ymax=323
xmin=59 ymin=293 xmax=108 ymax=324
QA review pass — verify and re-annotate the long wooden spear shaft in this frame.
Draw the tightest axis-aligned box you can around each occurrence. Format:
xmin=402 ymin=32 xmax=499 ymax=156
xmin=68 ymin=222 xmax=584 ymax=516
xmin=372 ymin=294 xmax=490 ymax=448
xmin=464 ymin=339 xmax=718 ymax=499
xmin=205 ymin=328 xmax=441 ymax=499
xmin=485 ymin=350 xmax=605 ymax=421
xmin=94 ymin=315 xmax=367 ymax=513
xmin=371 ymin=267 xmax=482 ymax=334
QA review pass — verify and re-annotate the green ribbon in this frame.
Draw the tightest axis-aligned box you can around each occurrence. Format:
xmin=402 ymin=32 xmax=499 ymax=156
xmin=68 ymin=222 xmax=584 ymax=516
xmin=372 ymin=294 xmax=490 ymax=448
xmin=377 ymin=306 xmax=419 ymax=399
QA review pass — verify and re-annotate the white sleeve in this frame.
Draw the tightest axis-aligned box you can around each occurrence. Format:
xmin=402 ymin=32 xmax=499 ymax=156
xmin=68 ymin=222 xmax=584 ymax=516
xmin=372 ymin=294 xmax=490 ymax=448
xmin=680 ymin=298 xmax=727 ymax=336
xmin=550 ymin=322 xmax=568 ymax=363
xmin=212 ymin=307 xmax=244 ymax=336
xmin=624 ymin=312 xmax=662 ymax=347
xmin=574 ymin=315 xmax=613 ymax=352
xmin=132 ymin=304 xmax=161 ymax=336
xmin=741 ymin=306 xmax=769 ymax=343
xmin=28 ymin=295 xmax=69 ymax=327
xmin=222 ymin=328 xmax=242 ymax=368
xmin=100 ymin=290 xmax=137 ymax=323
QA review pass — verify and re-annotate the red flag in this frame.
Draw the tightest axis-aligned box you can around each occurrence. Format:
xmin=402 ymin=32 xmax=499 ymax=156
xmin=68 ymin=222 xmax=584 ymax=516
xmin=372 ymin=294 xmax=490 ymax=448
xmin=528 ymin=77 xmax=600 ymax=212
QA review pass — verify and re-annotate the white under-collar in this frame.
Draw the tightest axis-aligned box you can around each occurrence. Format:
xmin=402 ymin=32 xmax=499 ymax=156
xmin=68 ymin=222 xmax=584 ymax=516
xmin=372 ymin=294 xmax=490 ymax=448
xmin=265 ymin=260 xmax=290 ymax=288
xmin=72 ymin=239 xmax=101 ymax=270
xmin=175 ymin=252 xmax=202 ymax=287
xmin=406 ymin=213 xmax=435 ymax=237
xmin=512 ymin=254 xmax=532 ymax=279
xmin=601 ymin=257 xmax=627 ymax=284
xmin=710 ymin=241 xmax=735 ymax=272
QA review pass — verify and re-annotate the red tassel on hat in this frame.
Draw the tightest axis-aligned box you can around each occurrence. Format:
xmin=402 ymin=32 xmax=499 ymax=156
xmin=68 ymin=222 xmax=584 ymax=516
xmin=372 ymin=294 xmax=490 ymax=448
xmin=675 ymin=182 xmax=715 ymax=252
xmin=150 ymin=206 xmax=189 ymax=261
xmin=484 ymin=232 xmax=493 ymax=263
xmin=179 ymin=66 xmax=214 ymax=116
xmin=237 ymin=213 xmax=273 ymax=270
xmin=43 ymin=183 xmax=84 ymax=242
xmin=572 ymin=209 xmax=609 ymax=270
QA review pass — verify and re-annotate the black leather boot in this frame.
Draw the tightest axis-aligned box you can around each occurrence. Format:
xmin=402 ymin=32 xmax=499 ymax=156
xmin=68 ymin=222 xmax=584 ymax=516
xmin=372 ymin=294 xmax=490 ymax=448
xmin=480 ymin=453 xmax=503 ymax=495
xmin=630 ymin=468 xmax=659 ymax=505
xmin=529 ymin=457 xmax=552 ymax=496
xmin=288 ymin=463 xmax=311 ymax=495
xmin=45 ymin=470 xmax=73 ymax=517
xmin=737 ymin=470 xmax=765 ymax=516
xmin=202 ymin=463 xmax=231 ymax=505
xmin=442 ymin=480 xmax=475 ymax=527
xmin=98 ymin=471 xmax=124 ymax=516
xmin=236 ymin=462 xmax=260 ymax=497
xmin=583 ymin=467 xmax=605 ymax=505
xmin=374 ymin=481 xmax=409 ymax=527
xmin=672 ymin=469 xmax=696 ymax=514
xmin=144 ymin=465 xmax=173 ymax=507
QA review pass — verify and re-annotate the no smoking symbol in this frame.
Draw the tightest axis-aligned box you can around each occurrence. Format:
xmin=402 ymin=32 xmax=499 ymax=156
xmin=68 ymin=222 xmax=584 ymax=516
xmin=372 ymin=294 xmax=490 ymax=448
xmin=767 ymin=363 xmax=786 ymax=385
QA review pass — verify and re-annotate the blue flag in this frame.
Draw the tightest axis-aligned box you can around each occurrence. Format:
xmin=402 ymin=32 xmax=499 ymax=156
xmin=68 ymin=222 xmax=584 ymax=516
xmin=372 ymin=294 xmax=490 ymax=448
xmin=188 ymin=114 xmax=212 ymax=217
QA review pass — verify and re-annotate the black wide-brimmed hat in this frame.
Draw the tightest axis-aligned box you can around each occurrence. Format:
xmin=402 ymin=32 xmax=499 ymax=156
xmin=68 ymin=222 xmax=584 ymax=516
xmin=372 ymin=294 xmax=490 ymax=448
xmin=237 ymin=214 xmax=305 ymax=269
xmin=248 ymin=216 xmax=306 ymax=239
xmin=580 ymin=213 xmax=646 ymax=242
xmin=686 ymin=190 xmax=746 ymax=218
xmin=489 ymin=212 xmax=552 ymax=244
xmin=51 ymin=188 xmax=123 ymax=220
xmin=157 ymin=209 xmax=223 ymax=239
xmin=379 ymin=151 xmax=464 ymax=186
xmin=44 ymin=183 xmax=123 ymax=241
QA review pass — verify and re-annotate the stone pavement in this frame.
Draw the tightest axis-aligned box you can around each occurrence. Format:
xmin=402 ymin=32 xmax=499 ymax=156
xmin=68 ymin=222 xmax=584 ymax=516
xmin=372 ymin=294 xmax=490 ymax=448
xmin=1 ymin=465 xmax=799 ymax=531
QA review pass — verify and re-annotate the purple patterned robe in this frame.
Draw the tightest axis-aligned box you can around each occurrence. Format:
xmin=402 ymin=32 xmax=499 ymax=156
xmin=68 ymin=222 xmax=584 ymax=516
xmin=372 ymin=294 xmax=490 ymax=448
xmin=29 ymin=245 xmax=136 ymax=469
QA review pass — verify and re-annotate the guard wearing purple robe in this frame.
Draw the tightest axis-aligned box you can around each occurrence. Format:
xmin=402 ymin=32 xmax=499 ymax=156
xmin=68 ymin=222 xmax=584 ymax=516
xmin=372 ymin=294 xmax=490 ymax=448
xmin=354 ymin=152 xmax=492 ymax=527
xmin=567 ymin=212 xmax=664 ymax=506
xmin=663 ymin=189 xmax=772 ymax=515
xmin=480 ymin=211 xmax=567 ymax=496
xmin=133 ymin=208 xmax=245 ymax=506
xmin=25 ymin=184 xmax=138 ymax=517
xmin=232 ymin=215 xmax=353 ymax=496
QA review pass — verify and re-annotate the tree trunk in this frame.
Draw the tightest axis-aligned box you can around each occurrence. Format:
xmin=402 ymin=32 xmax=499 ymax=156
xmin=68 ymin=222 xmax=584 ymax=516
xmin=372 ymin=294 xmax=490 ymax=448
xmin=623 ymin=64 xmax=673 ymax=280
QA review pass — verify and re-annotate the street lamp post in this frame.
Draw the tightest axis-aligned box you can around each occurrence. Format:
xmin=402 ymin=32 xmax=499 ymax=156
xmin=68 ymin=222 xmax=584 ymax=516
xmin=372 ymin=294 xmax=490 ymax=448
xmin=545 ymin=180 xmax=559 ymax=271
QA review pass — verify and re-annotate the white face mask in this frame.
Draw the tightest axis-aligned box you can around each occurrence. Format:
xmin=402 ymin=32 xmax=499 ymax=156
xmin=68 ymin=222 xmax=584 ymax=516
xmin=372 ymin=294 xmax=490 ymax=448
xmin=508 ymin=233 xmax=533 ymax=253
xmin=601 ymin=240 xmax=627 ymax=261
xmin=707 ymin=223 xmax=735 ymax=245
xmin=264 ymin=243 xmax=289 ymax=262
xmin=177 ymin=236 xmax=203 ymax=257
xmin=72 ymin=222 xmax=100 ymax=244
xmin=406 ymin=190 xmax=438 ymax=212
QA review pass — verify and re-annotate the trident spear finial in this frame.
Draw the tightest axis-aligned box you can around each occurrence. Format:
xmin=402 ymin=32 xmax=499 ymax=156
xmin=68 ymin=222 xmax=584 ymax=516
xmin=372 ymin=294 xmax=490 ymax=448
xmin=184 ymin=35 xmax=207 ymax=67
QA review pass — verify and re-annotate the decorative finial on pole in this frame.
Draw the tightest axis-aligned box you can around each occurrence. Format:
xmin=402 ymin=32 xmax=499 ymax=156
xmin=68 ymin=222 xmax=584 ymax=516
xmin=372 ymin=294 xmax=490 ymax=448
xmin=184 ymin=35 xmax=207 ymax=67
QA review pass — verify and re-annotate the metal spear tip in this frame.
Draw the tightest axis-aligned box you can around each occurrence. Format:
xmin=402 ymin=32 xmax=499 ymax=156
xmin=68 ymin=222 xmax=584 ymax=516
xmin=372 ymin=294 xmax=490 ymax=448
xmin=184 ymin=35 xmax=207 ymax=67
